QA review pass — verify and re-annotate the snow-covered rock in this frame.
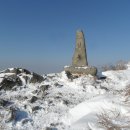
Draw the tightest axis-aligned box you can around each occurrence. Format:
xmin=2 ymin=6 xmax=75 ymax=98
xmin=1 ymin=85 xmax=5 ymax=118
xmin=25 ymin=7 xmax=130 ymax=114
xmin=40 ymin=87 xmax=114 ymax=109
xmin=0 ymin=68 xmax=44 ymax=90
xmin=0 ymin=67 xmax=130 ymax=130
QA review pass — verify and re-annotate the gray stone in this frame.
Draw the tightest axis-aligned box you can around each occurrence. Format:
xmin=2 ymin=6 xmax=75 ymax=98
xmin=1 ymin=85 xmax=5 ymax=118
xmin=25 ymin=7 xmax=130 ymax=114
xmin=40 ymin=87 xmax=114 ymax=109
xmin=72 ymin=30 xmax=88 ymax=66
xmin=30 ymin=72 xmax=44 ymax=83
xmin=22 ymin=118 xmax=31 ymax=125
xmin=0 ymin=99 xmax=10 ymax=107
xmin=20 ymin=68 xmax=31 ymax=74
xmin=0 ymin=68 xmax=31 ymax=76
xmin=0 ymin=74 xmax=22 ymax=90
xmin=30 ymin=96 xmax=38 ymax=103
xmin=54 ymin=82 xmax=63 ymax=87
xmin=1 ymin=68 xmax=21 ymax=74
xmin=64 ymin=66 xmax=97 ymax=76
xmin=0 ymin=68 xmax=44 ymax=91
xmin=22 ymin=75 xmax=30 ymax=84
xmin=44 ymin=127 xmax=57 ymax=130
xmin=64 ymin=30 xmax=97 ymax=76
xmin=40 ymin=85 xmax=50 ymax=92
xmin=9 ymin=68 xmax=21 ymax=74
xmin=6 ymin=107 xmax=18 ymax=122
xmin=32 ymin=106 xmax=41 ymax=112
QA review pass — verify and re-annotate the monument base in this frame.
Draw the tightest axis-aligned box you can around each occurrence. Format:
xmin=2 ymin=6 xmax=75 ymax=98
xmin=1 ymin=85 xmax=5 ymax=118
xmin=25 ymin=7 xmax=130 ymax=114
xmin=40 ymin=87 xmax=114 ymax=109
xmin=64 ymin=66 xmax=97 ymax=76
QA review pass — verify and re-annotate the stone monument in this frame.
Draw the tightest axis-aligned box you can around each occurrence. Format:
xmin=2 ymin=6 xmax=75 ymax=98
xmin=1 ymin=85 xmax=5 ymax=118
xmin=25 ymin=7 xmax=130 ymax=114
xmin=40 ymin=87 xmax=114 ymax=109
xmin=64 ymin=30 xmax=97 ymax=76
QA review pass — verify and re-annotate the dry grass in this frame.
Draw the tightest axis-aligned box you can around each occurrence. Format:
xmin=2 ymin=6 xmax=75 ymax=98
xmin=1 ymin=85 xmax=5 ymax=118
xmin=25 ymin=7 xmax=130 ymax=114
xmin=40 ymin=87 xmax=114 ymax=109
xmin=97 ymin=110 xmax=130 ymax=130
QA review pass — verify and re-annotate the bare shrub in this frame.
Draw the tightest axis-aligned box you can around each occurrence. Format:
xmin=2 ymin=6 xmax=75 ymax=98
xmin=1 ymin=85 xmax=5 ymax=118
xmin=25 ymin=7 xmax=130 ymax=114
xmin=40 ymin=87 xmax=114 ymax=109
xmin=102 ymin=65 xmax=116 ymax=71
xmin=115 ymin=60 xmax=127 ymax=70
xmin=97 ymin=110 xmax=130 ymax=130
xmin=0 ymin=113 xmax=6 ymax=130
xmin=122 ymin=84 xmax=130 ymax=103
xmin=102 ymin=60 xmax=127 ymax=72
xmin=124 ymin=85 xmax=130 ymax=97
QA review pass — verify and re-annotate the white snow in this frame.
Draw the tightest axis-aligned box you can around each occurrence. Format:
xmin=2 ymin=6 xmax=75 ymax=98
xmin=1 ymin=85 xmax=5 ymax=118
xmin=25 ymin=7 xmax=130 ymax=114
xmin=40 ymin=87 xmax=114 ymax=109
xmin=0 ymin=66 xmax=130 ymax=130
xmin=102 ymin=69 xmax=130 ymax=90
xmin=64 ymin=66 xmax=93 ymax=69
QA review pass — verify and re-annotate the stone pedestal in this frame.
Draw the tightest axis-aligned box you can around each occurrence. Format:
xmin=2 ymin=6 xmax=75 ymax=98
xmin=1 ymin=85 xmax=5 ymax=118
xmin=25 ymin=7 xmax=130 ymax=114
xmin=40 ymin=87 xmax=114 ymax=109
xmin=64 ymin=66 xmax=97 ymax=76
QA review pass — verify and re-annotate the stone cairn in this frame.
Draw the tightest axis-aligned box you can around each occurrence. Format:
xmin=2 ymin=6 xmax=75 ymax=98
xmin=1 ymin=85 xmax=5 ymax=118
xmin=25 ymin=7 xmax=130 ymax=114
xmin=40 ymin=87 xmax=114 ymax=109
xmin=64 ymin=30 xmax=97 ymax=76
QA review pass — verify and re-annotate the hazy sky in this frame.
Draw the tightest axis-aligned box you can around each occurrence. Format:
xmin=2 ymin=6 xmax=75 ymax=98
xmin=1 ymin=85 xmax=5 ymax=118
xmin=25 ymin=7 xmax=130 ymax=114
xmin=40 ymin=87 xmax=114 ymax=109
xmin=0 ymin=0 xmax=130 ymax=74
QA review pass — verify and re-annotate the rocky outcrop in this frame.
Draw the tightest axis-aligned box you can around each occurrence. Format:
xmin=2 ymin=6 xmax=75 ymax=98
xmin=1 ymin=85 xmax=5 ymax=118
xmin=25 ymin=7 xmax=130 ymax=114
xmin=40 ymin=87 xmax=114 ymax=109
xmin=0 ymin=68 xmax=44 ymax=90
xmin=1 ymin=68 xmax=31 ymax=75
xmin=0 ymin=74 xmax=22 ymax=90
xmin=30 ymin=72 xmax=44 ymax=83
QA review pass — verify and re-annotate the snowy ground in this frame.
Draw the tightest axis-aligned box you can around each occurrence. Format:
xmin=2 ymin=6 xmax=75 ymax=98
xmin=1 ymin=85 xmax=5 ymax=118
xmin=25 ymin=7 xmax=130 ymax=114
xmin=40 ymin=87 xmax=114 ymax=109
xmin=0 ymin=66 xmax=130 ymax=130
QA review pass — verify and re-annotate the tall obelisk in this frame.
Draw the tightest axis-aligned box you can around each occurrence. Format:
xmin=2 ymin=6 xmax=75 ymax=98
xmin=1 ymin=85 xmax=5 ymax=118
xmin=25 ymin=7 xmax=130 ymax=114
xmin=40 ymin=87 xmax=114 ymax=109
xmin=72 ymin=30 xmax=88 ymax=67
xmin=64 ymin=30 xmax=97 ymax=76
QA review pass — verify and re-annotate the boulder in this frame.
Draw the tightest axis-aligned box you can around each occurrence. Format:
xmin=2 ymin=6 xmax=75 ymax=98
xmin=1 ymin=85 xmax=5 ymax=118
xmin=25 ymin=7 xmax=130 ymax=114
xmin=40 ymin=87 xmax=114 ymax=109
xmin=0 ymin=99 xmax=10 ymax=107
xmin=44 ymin=127 xmax=57 ymax=130
xmin=30 ymin=72 xmax=44 ymax=83
xmin=1 ymin=68 xmax=21 ymax=74
xmin=0 ymin=68 xmax=31 ymax=75
xmin=20 ymin=68 xmax=31 ymax=74
xmin=32 ymin=106 xmax=41 ymax=112
xmin=54 ymin=83 xmax=63 ymax=87
xmin=0 ymin=74 xmax=22 ymax=90
xmin=0 ymin=68 xmax=44 ymax=90
xmin=30 ymin=96 xmax=38 ymax=103
xmin=22 ymin=75 xmax=30 ymax=84
xmin=8 ymin=68 xmax=21 ymax=74
xmin=6 ymin=107 xmax=18 ymax=122
xmin=40 ymin=85 xmax=50 ymax=92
